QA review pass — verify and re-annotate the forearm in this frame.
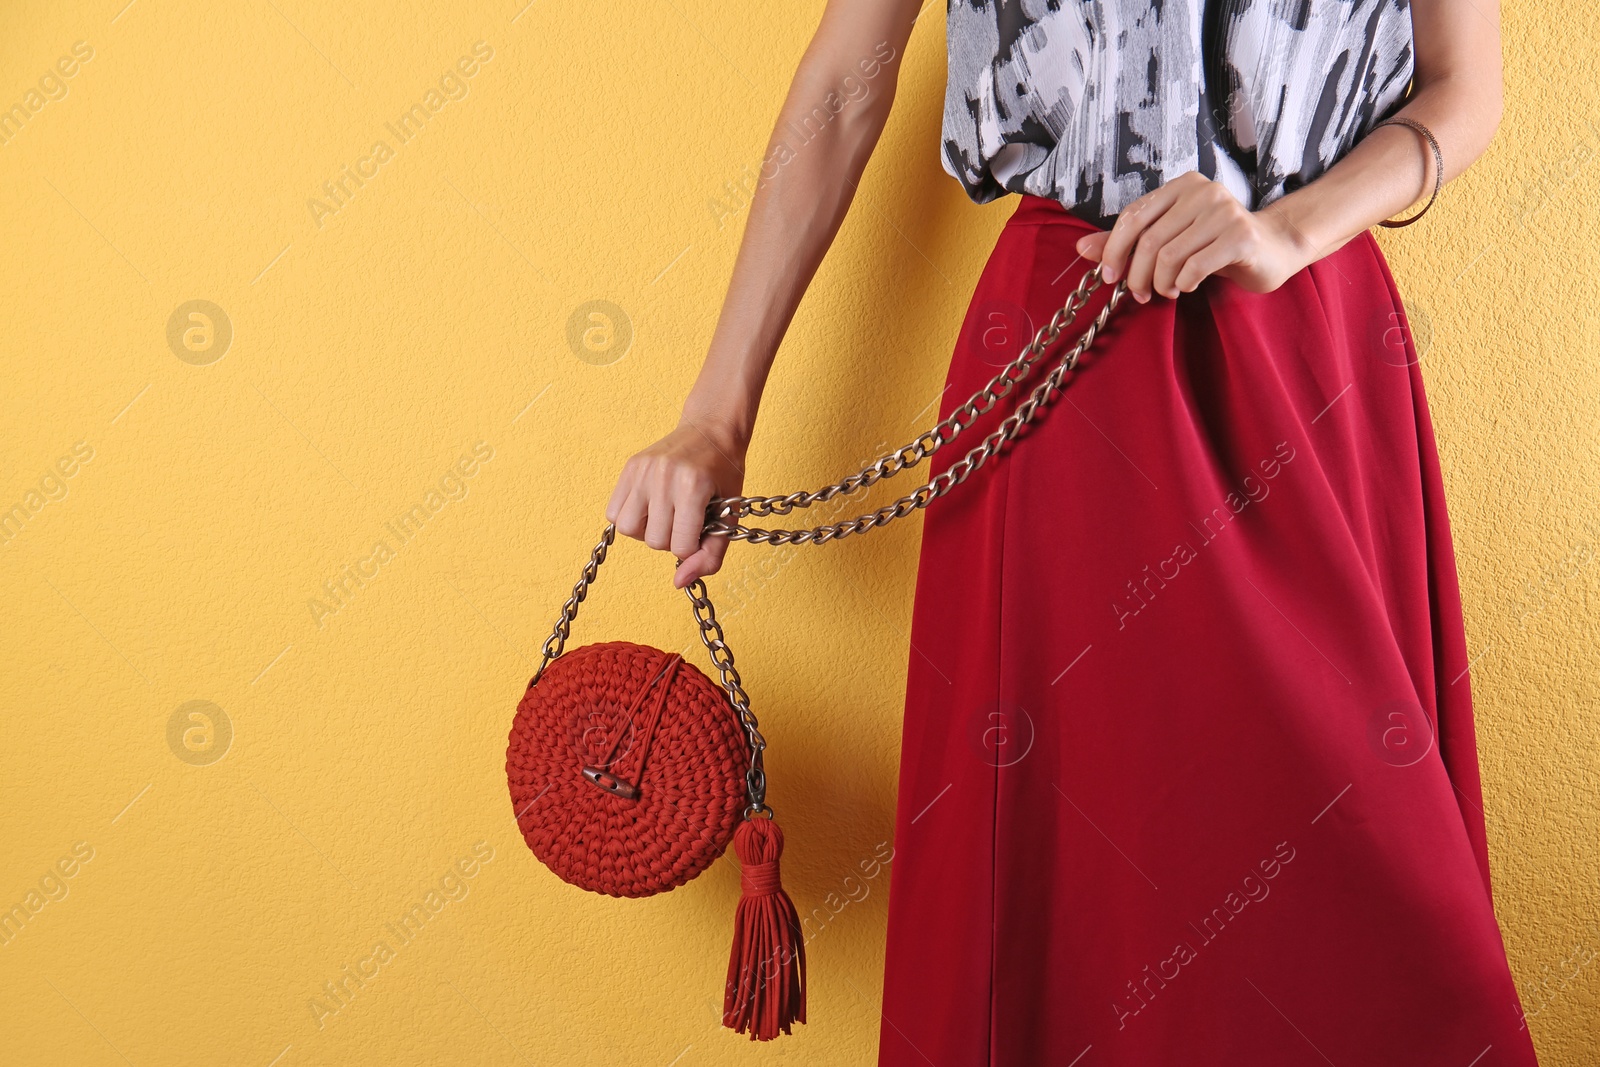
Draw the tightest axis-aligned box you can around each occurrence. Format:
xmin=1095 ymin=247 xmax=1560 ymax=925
xmin=1262 ymin=84 xmax=1498 ymax=261
xmin=680 ymin=41 xmax=902 ymax=450
xmin=1262 ymin=0 xmax=1504 ymax=262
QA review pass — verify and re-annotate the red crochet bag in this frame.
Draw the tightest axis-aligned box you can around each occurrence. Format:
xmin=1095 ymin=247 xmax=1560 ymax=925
xmin=507 ymin=266 xmax=1126 ymax=1043
xmin=507 ymin=523 xmax=805 ymax=1041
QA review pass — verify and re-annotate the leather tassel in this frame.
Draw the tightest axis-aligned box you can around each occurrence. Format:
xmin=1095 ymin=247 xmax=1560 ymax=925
xmin=722 ymin=815 xmax=806 ymax=1040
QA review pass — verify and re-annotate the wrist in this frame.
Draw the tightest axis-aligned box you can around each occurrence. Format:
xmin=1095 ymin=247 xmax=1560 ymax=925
xmin=677 ymin=404 xmax=753 ymax=456
xmin=1259 ymin=199 xmax=1319 ymax=275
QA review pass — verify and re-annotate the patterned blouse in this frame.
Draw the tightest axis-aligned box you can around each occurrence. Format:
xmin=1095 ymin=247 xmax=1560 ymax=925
xmin=942 ymin=0 xmax=1416 ymax=229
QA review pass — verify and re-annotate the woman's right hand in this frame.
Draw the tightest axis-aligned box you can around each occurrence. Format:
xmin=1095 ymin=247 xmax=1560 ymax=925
xmin=605 ymin=418 xmax=747 ymax=589
xmin=603 ymin=0 xmax=917 ymax=590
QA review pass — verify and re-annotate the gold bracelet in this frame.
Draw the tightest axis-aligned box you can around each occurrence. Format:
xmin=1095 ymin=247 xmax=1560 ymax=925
xmin=1373 ymin=116 xmax=1444 ymax=227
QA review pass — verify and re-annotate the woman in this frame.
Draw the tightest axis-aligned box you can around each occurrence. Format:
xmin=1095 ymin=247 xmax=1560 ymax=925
xmin=608 ymin=0 xmax=1537 ymax=1063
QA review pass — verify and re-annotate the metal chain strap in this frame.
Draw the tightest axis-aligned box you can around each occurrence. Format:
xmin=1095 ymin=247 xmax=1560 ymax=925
xmin=682 ymin=574 xmax=768 ymax=817
xmin=531 ymin=522 xmax=617 ymax=684
xmin=530 ymin=265 xmax=1130 ymax=814
xmin=528 ymin=520 xmax=771 ymax=813
xmin=701 ymin=266 xmax=1129 ymax=544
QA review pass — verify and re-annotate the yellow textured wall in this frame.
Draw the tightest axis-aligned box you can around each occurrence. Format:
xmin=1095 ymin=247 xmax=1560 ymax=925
xmin=1 ymin=2 xmax=1595 ymax=1064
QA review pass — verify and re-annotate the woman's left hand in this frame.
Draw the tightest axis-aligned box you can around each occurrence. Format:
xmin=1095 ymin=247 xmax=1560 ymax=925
xmin=1075 ymin=171 xmax=1315 ymax=302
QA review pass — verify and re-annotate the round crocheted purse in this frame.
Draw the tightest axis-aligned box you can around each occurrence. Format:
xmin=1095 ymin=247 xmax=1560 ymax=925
xmin=507 ymin=523 xmax=805 ymax=1041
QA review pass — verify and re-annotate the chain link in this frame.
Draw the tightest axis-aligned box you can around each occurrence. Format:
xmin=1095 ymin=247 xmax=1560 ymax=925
xmin=682 ymin=574 xmax=768 ymax=816
xmin=701 ymin=266 xmax=1129 ymax=544
xmin=531 ymin=522 xmax=617 ymax=686
xmin=528 ymin=265 xmax=1130 ymax=813
xmin=525 ymin=522 xmax=771 ymax=811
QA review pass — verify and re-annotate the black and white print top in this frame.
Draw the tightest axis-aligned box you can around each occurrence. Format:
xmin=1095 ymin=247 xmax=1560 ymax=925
xmin=942 ymin=0 xmax=1415 ymax=228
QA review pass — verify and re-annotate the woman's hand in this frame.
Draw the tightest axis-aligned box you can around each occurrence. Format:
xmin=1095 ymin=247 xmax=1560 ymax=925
xmin=1074 ymin=172 xmax=1316 ymax=302
xmin=605 ymin=418 xmax=747 ymax=589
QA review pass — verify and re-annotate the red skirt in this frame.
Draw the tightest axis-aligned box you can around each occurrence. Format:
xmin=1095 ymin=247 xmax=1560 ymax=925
xmin=877 ymin=194 xmax=1539 ymax=1066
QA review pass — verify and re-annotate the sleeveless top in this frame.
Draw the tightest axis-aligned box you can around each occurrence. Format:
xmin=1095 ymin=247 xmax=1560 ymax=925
xmin=942 ymin=0 xmax=1415 ymax=229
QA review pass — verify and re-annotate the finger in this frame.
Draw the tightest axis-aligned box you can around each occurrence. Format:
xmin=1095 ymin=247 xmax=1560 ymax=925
xmin=1152 ymin=214 xmax=1227 ymax=298
xmin=605 ymin=459 xmax=638 ymax=524
xmin=1172 ymin=237 xmax=1242 ymax=294
xmin=672 ymin=535 xmax=729 ymax=589
xmin=612 ymin=475 xmax=650 ymax=539
xmin=1074 ymin=231 xmax=1110 ymax=262
xmin=1124 ymin=205 xmax=1203 ymax=302
xmin=642 ymin=474 xmax=676 ymax=551
xmin=669 ymin=474 xmax=711 ymax=561
xmin=1099 ymin=181 xmax=1184 ymax=283
xmin=673 ymin=552 xmax=708 ymax=589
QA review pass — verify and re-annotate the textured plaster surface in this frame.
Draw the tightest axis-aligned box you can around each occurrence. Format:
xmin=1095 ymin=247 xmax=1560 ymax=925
xmin=0 ymin=3 xmax=1594 ymax=1065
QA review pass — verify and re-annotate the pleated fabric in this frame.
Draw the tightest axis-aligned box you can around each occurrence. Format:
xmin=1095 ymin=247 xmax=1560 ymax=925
xmin=877 ymin=194 xmax=1538 ymax=1067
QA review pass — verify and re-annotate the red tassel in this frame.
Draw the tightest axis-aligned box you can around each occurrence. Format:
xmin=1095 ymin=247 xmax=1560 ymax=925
xmin=722 ymin=815 xmax=806 ymax=1040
